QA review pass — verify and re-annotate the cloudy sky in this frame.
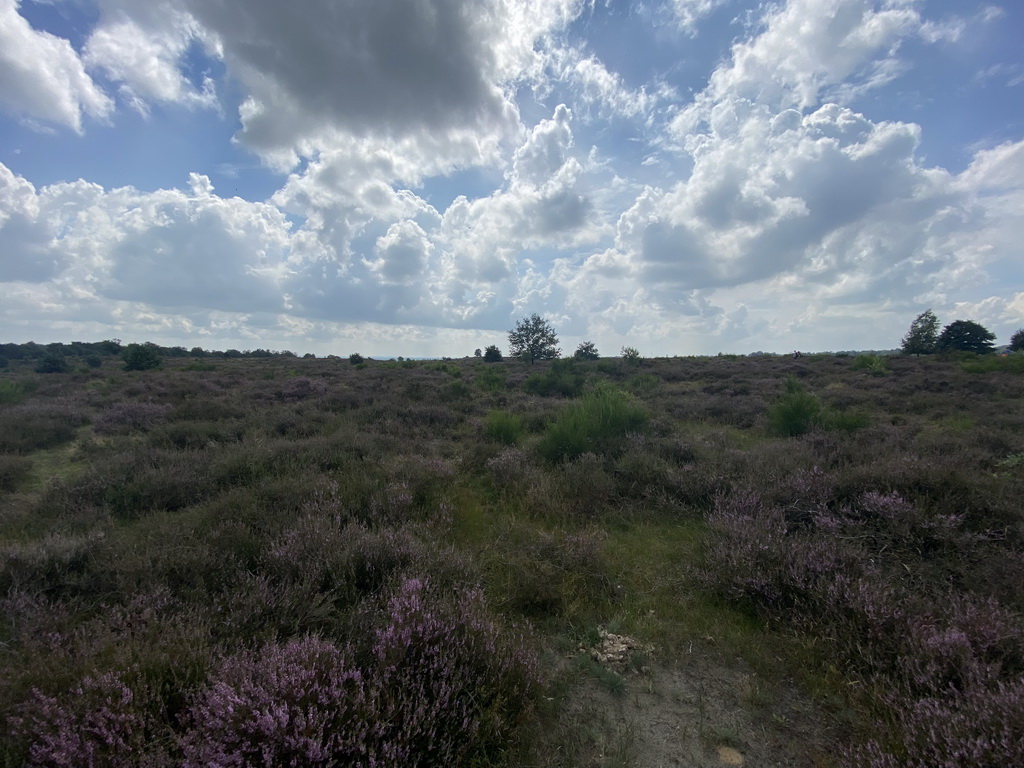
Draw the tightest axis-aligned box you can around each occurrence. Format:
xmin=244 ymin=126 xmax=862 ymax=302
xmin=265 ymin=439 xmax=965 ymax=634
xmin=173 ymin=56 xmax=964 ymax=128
xmin=1 ymin=0 xmax=1022 ymax=356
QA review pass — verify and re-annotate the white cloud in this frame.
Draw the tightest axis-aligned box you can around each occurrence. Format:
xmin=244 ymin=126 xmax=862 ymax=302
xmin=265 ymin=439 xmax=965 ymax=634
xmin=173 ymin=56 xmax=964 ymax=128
xmin=366 ymin=220 xmax=433 ymax=286
xmin=168 ymin=0 xmax=582 ymax=168
xmin=84 ymin=12 xmax=217 ymax=113
xmin=0 ymin=0 xmax=112 ymax=131
xmin=669 ymin=0 xmax=732 ymax=35
xmin=675 ymin=0 xmax=921 ymax=126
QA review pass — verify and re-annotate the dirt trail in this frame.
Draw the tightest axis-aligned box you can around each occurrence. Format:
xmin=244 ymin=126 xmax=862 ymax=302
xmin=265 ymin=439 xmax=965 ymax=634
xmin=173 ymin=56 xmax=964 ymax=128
xmin=575 ymin=638 xmax=836 ymax=767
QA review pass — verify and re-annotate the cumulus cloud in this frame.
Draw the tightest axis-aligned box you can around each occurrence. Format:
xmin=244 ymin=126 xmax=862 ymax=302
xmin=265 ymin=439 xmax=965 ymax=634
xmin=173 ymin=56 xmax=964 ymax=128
xmin=0 ymin=0 xmax=113 ymax=131
xmin=166 ymin=0 xmax=583 ymax=167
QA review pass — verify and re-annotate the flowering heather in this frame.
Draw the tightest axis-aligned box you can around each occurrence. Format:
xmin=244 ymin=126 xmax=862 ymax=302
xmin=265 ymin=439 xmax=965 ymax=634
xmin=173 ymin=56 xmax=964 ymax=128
xmin=368 ymin=578 xmax=540 ymax=765
xmin=276 ymin=376 xmax=328 ymax=402
xmin=93 ymin=402 xmax=172 ymax=435
xmin=12 ymin=671 xmax=156 ymax=768
xmin=181 ymin=637 xmax=370 ymax=768
xmin=184 ymin=580 xmax=539 ymax=767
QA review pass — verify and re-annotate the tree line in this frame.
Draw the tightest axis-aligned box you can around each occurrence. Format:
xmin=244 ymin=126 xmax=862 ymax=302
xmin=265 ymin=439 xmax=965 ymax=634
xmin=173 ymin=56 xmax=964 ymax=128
xmin=901 ymin=310 xmax=1023 ymax=355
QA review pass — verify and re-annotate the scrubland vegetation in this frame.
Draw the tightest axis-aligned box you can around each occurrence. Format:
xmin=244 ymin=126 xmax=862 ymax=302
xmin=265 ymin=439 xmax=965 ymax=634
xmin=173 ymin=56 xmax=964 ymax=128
xmin=1 ymin=348 xmax=1023 ymax=766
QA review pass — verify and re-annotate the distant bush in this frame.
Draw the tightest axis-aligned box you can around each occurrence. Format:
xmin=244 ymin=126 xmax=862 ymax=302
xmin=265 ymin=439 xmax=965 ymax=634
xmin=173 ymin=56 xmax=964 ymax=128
xmin=852 ymin=354 xmax=889 ymax=375
xmin=34 ymin=353 xmax=68 ymax=374
xmin=184 ymin=361 xmax=217 ymax=372
xmin=573 ymin=341 xmax=600 ymax=361
xmin=122 ymin=343 xmax=161 ymax=371
xmin=483 ymin=345 xmax=503 ymax=362
xmin=537 ymin=383 xmax=648 ymax=463
xmin=620 ymin=346 xmax=641 ymax=367
xmin=0 ymin=356 xmax=7 ymax=369
xmin=485 ymin=410 xmax=524 ymax=445
xmin=84 ymin=354 xmax=103 ymax=369
xmin=349 ymin=353 xmax=364 ymax=365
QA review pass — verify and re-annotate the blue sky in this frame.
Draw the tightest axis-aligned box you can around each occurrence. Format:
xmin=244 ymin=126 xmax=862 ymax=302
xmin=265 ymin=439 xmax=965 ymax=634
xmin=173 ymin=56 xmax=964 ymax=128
xmin=1 ymin=0 xmax=1022 ymax=356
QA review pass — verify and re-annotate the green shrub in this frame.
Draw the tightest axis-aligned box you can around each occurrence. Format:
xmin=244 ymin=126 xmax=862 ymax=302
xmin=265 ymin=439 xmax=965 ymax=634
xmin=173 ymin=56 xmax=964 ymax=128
xmin=0 ymin=380 xmax=27 ymax=404
xmin=537 ymin=383 xmax=649 ymax=463
xmin=483 ymin=345 xmax=503 ymax=362
xmin=524 ymin=358 xmax=586 ymax=397
xmin=84 ymin=354 xmax=103 ymax=369
xmin=627 ymin=372 xmax=660 ymax=394
xmin=474 ymin=366 xmax=506 ymax=393
xmin=184 ymin=361 xmax=217 ymax=372
xmin=122 ymin=343 xmax=162 ymax=371
xmin=824 ymin=409 xmax=870 ymax=433
xmin=767 ymin=377 xmax=824 ymax=437
xmin=768 ymin=376 xmax=868 ymax=436
xmin=485 ymin=410 xmax=524 ymax=445
xmin=349 ymin=353 xmax=364 ymax=365
xmin=35 ymin=353 xmax=69 ymax=374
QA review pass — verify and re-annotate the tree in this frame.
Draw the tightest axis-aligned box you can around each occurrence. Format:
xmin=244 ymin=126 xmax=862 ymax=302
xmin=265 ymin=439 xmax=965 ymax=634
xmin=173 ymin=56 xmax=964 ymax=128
xmin=483 ymin=345 xmax=503 ymax=362
xmin=936 ymin=320 xmax=996 ymax=354
xmin=349 ymin=353 xmax=364 ymax=365
xmin=474 ymin=348 xmax=482 ymax=358
xmin=1010 ymin=328 xmax=1024 ymax=352
xmin=901 ymin=310 xmax=940 ymax=355
xmin=573 ymin=341 xmax=599 ymax=360
xmin=508 ymin=314 xmax=560 ymax=364
xmin=122 ymin=343 xmax=162 ymax=371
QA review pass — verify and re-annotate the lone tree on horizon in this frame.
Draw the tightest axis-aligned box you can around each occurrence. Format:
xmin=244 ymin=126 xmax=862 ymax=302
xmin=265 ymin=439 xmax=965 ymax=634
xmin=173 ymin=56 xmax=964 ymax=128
xmin=508 ymin=314 xmax=560 ymax=364
xmin=900 ymin=309 xmax=940 ymax=355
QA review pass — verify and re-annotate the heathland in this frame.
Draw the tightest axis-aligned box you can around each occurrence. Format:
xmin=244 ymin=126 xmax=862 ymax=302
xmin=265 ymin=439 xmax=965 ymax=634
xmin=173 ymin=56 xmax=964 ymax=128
xmin=1 ymin=350 xmax=1023 ymax=766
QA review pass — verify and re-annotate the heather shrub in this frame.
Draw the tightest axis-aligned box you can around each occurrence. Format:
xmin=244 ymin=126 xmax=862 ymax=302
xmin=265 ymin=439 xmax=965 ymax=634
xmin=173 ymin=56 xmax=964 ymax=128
xmin=485 ymin=447 xmax=533 ymax=490
xmin=277 ymin=376 xmax=328 ymax=401
xmin=0 ymin=454 xmax=33 ymax=492
xmin=537 ymin=383 xmax=649 ymax=463
xmin=93 ymin=402 xmax=172 ymax=435
xmin=485 ymin=409 xmax=524 ymax=445
xmin=181 ymin=637 xmax=371 ymax=767
xmin=0 ymin=400 xmax=88 ymax=454
xmin=11 ymin=671 xmax=164 ymax=768
xmin=486 ymin=528 xmax=614 ymax=619
xmin=367 ymin=578 xmax=540 ymax=764
xmin=558 ymin=452 xmax=615 ymax=515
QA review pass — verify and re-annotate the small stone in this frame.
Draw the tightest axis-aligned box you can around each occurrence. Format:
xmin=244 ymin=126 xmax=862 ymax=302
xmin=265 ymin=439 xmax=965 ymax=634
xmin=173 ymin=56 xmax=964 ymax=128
xmin=717 ymin=746 xmax=744 ymax=765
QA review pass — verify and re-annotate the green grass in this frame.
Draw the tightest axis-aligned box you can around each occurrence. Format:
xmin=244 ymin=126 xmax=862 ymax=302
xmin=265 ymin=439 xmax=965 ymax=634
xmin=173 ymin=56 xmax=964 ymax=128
xmin=485 ymin=410 xmax=525 ymax=445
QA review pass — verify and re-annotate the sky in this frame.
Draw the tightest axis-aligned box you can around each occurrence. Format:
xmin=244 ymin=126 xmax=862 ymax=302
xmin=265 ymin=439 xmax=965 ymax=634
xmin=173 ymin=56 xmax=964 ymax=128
xmin=1 ymin=0 xmax=1022 ymax=357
